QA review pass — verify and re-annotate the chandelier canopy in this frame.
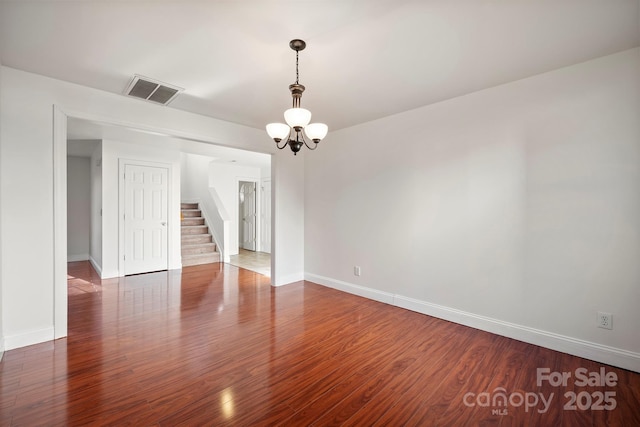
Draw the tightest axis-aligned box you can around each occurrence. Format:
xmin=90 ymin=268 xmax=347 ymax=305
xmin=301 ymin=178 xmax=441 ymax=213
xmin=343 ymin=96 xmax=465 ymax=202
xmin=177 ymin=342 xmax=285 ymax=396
xmin=266 ymin=39 xmax=328 ymax=155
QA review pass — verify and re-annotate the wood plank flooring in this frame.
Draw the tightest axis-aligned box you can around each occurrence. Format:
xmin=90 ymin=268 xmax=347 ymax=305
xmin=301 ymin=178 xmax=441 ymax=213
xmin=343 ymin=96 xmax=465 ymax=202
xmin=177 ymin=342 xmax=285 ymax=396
xmin=1 ymin=261 xmax=639 ymax=426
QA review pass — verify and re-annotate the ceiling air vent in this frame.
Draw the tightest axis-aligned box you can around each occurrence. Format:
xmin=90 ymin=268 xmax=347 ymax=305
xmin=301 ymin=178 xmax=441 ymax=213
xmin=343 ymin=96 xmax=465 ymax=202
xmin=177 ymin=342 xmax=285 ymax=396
xmin=124 ymin=75 xmax=183 ymax=105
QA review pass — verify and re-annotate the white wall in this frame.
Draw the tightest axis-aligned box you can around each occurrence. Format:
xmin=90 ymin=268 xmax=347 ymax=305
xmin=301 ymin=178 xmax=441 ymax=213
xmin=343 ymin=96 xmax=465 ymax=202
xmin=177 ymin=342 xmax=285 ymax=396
xmin=0 ymin=66 xmax=305 ymax=350
xmin=209 ymin=163 xmax=261 ymax=255
xmin=90 ymin=142 xmax=102 ymax=273
xmin=274 ymin=152 xmax=305 ymax=284
xmin=66 ymin=156 xmax=91 ymax=261
xmin=260 ymin=166 xmax=270 ymax=181
xmin=1 ymin=69 xmax=58 ymax=347
xmin=305 ymin=48 xmax=640 ymax=372
xmin=180 ymin=152 xmax=212 ymax=200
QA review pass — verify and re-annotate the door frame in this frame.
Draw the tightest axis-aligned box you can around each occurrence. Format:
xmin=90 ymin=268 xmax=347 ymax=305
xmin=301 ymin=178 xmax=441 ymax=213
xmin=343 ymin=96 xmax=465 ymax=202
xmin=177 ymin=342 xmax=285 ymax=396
xmin=53 ymin=106 xmax=279 ymax=342
xmin=260 ymin=179 xmax=272 ymax=253
xmin=118 ymin=159 xmax=172 ymax=276
xmin=238 ymin=180 xmax=258 ymax=251
xmin=236 ymin=177 xmax=260 ymax=253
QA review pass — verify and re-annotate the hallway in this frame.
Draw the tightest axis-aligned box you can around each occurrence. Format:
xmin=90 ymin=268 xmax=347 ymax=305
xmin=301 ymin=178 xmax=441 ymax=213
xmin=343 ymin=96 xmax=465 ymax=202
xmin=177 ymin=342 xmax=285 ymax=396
xmin=228 ymin=249 xmax=270 ymax=277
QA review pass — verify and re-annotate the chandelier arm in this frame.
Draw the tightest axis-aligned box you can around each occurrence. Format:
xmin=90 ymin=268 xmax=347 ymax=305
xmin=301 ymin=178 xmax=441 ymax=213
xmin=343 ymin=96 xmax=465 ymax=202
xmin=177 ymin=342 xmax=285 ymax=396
xmin=274 ymin=128 xmax=293 ymax=150
xmin=299 ymin=131 xmax=318 ymax=150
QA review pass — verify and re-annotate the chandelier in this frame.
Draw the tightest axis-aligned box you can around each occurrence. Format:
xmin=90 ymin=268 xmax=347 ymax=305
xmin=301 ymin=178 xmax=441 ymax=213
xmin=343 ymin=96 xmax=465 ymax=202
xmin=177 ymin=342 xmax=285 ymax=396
xmin=266 ymin=39 xmax=328 ymax=155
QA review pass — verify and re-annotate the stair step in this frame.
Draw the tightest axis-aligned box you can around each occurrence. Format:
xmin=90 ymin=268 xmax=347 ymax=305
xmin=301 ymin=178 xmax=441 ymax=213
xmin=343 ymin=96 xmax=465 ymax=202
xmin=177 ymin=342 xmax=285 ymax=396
xmin=180 ymin=202 xmax=218 ymax=267
xmin=181 ymin=209 xmax=201 ymax=218
xmin=182 ymin=252 xmax=221 ymax=267
xmin=182 ymin=217 xmax=205 ymax=226
xmin=182 ymin=225 xmax=208 ymax=235
xmin=182 ymin=234 xmax=213 ymax=244
xmin=182 ymin=243 xmax=217 ymax=255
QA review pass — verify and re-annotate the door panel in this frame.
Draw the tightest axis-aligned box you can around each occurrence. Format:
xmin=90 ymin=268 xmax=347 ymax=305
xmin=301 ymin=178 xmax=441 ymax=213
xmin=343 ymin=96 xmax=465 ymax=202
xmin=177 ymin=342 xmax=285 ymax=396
xmin=124 ymin=164 xmax=168 ymax=275
xmin=239 ymin=181 xmax=257 ymax=251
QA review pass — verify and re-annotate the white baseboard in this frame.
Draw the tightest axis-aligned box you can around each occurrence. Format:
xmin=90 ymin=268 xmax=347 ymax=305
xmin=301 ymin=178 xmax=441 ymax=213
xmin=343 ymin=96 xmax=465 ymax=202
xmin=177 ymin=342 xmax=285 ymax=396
xmin=305 ymin=273 xmax=394 ymax=304
xmin=4 ymin=327 xmax=54 ymax=351
xmin=274 ymin=271 xmax=305 ymax=287
xmin=89 ymin=256 xmax=103 ymax=277
xmin=68 ymin=253 xmax=89 ymax=262
xmin=305 ymin=273 xmax=640 ymax=373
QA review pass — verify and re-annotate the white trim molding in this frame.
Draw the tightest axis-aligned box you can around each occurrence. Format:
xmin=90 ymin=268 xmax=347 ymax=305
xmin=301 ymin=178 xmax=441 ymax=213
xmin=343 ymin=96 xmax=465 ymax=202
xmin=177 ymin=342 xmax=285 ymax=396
xmin=305 ymin=273 xmax=394 ymax=305
xmin=68 ymin=254 xmax=90 ymax=262
xmin=89 ymin=255 xmax=103 ymax=278
xmin=4 ymin=327 xmax=55 ymax=351
xmin=53 ymin=106 xmax=68 ymax=340
xmin=273 ymin=272 xmax=305 ymax=287
xmin=305 ymin=273 xmax=640 ymax=373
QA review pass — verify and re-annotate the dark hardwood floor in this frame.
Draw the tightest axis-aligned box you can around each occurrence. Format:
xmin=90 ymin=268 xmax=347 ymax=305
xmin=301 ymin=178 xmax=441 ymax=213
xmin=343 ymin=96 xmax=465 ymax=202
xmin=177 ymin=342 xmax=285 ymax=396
xmin=1 ymin=261 xmax=639 ymax=426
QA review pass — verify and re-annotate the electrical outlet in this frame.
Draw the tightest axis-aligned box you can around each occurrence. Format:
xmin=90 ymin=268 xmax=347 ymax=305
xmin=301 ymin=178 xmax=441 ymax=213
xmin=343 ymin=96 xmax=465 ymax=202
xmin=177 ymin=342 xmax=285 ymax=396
xmin=354 ymin=266 xmax=361 ymax=276
xmin=597 ymin=312 xmax=613 ymax=330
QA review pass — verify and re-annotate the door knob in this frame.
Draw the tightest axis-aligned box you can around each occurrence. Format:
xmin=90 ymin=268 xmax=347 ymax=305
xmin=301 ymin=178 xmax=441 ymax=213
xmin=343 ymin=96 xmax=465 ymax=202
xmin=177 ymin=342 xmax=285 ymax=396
xmin=161 ymin=222 xmax=166 ymax=226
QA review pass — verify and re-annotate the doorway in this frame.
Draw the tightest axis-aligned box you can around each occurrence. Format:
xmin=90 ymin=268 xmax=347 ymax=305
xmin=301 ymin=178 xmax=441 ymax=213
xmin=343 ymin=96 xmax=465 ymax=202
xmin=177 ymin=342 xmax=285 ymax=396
xmin=54 ymin=109 xmax=279 ymax=341
xmin=239 ymin=181 xmax=257 ymax=251
xmin=230 ymin=179 xmax=271 ymax=276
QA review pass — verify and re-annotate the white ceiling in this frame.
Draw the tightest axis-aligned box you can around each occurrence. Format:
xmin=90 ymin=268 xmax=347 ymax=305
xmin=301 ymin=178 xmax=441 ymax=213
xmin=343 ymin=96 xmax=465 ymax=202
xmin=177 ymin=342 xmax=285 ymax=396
xmin=1 ymin=0 xmax=639 ymax=133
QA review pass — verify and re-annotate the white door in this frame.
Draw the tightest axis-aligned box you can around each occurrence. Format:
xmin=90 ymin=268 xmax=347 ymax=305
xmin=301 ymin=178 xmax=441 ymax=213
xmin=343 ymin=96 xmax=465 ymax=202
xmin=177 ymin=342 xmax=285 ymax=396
xmin=124 ymin=164 xmax=168 ymax=275
xmin=260 ymin=180 xmax=271 ymax=253
xmin=239 ymin=181 xmax=256 ymax=251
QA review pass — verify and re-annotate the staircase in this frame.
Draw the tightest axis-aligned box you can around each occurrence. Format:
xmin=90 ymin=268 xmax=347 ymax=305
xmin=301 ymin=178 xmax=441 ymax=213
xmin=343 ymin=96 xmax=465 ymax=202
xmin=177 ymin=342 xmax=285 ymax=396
xmin=181 ymin=202 xmax=221 ymax=266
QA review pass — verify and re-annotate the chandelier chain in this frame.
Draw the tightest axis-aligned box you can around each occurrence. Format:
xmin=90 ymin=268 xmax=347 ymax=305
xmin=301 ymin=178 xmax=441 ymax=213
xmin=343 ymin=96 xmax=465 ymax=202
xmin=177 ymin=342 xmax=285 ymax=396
xmin=295 ymin=50 xmax=299 ymax=84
